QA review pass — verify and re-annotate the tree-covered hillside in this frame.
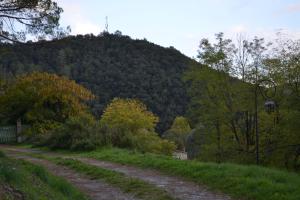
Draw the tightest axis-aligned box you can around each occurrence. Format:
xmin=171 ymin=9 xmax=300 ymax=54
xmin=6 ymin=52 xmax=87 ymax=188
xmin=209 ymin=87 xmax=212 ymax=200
xmin=0 ymin=32 xmax=191 ymax=132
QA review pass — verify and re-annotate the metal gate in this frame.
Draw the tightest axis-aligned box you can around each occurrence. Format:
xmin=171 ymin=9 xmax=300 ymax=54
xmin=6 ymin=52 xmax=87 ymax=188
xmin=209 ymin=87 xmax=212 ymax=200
xmin=0 ymin=126 xmax=17 ymax=143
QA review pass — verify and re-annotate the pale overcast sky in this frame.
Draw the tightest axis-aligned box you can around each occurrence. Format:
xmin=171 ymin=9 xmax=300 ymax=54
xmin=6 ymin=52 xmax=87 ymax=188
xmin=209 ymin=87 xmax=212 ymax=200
xmin=56 ymin=0 xmax=300 ymax=58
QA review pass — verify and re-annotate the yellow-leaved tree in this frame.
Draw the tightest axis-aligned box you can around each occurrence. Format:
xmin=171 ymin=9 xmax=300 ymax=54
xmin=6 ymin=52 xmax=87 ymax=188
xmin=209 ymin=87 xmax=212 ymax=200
xmin=100 ymin=98 xmax=175 ymax=155
xmin=0 ymin=72 xmax=95 ymax=132
xmin=100 ymin=98 xmax=158 ymax=133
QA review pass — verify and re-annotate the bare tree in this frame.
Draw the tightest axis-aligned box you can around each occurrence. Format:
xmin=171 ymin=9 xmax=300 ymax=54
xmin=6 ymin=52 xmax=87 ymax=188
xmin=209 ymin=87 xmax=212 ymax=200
xmin=234 ymin=33 xmax=250 ymax=82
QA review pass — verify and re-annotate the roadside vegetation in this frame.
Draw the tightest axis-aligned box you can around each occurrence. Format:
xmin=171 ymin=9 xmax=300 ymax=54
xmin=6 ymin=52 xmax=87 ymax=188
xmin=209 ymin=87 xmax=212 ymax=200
xmin=0 ymin=73 xmax=175 ymax=155
xmin=4 ymin=146 xmax=300 ymax=200
xmin=0 ymin=151 xmax=88 ymax=200
xmin=81 ymin=148 xmax=300 ymax=200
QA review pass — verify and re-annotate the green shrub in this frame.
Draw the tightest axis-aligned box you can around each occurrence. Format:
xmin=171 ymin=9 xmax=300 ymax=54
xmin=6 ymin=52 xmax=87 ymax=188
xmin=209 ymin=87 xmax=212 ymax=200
xmin=100 ymin=98 xmax=176 ymax=155
xmin=25 ymin=120 xmax=62 ymax=143
xmin=100 ymin=98 xmax=158 ymax=147
xmin=129 ymin=129 xmax=176 ymax=155
xmin=35 ymin=115 xmax=105 ymax=151
xmin=163 ymin=116 xmax=191 ymax=151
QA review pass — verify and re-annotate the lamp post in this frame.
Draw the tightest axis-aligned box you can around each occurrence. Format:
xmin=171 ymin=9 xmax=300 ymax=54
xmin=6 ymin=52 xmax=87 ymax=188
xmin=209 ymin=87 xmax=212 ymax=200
xmin=254 ymin=78 xmax=277 ymax=165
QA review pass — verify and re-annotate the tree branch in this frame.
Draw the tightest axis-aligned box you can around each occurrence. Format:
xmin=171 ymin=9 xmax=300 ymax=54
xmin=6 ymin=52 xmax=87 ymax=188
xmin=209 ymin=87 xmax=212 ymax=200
xmin=0 ymin=33 xmax=23 ymax=43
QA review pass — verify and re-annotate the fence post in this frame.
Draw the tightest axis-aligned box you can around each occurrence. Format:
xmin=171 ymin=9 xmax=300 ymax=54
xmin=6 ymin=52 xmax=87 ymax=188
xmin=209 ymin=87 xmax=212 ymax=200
xmin=16 ymin=118 xmax=22 ymax=143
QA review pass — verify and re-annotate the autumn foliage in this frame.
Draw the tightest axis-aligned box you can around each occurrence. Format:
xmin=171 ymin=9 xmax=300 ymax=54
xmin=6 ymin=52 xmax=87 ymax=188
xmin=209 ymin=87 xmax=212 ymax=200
xmin=0 ymin=72 xmax=94 ymax=125
xmin=100 ymin=98 xmax=175 ymax=155
xmin=100 ymin=98 xmax=158 ymax=133
xmin=0 ymin=73 xmax=176 ymax=154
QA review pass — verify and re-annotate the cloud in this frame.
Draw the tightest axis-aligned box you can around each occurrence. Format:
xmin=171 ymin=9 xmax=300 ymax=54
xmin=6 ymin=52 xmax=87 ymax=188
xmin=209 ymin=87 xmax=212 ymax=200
xmin=72 ymin=21 xmax=101 ymax=35
xmin=274 ymin=3 xmax=300 ymax=16
xmin=230 ymin=25 xmax=248 ymax=33
xmin=56 ymin=0 xmax=102 ymax=35
xmin=286 ymin=3 xmax=300 ymax=13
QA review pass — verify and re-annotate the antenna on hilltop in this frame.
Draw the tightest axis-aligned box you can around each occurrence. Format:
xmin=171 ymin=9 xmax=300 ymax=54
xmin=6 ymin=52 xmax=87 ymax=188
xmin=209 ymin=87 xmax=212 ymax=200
xmin=105 ymin=16 xmax=109 ymax=32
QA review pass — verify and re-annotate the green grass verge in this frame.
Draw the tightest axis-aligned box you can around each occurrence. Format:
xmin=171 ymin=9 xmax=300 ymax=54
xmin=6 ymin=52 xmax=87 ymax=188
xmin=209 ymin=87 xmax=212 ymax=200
xmin=0 ymin=151 xmax=88 ymax=200
xmin=53 ymin=157 xmax=174 ymax=200
xmin=80 ymin=148 xmax=300 ymax=200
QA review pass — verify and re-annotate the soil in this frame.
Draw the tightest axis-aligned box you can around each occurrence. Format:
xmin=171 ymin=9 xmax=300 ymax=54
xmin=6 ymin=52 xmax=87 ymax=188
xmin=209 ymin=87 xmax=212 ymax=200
xmin=78 ymin=157 xmax=231 ymax=200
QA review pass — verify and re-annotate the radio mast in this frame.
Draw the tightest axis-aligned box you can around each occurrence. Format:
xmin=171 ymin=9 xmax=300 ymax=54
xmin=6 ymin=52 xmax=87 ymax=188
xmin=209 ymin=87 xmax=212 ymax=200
xmin=105 ymin=16 xmax=109 ymax=32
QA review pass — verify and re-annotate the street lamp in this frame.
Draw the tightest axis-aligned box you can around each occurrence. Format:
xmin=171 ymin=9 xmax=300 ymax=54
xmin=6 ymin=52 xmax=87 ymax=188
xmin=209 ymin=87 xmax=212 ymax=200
xmin=264 ymin=100 xmax=276 ymax=113
xmin=255 ymin=79 xmax=277 ymax=165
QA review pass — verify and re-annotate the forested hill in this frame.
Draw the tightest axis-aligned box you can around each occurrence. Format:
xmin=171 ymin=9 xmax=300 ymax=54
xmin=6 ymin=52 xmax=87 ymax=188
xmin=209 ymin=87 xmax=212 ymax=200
xmin=0 ymin=33 xmax=192 ymax=132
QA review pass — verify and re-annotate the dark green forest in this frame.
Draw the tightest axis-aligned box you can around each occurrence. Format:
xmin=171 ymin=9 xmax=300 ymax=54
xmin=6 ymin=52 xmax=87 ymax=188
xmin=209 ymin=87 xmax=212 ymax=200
xmin=0 ymin=32 xmax=190 ymax=132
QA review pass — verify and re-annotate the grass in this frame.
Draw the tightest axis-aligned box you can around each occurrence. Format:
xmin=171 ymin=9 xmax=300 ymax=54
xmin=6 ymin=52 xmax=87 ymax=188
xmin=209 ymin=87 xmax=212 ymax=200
xmin=7 ymin=146 xmax=300 ymax=200
xmin=0 ymin=151 xmax=88 ymax=200
xmin=53 ymin=157 xmax=174 ymax=200
xmin=79 ymin=148 xmax=300 ymax=200
xmin=4 ymin=150 xmax=174 ymax=200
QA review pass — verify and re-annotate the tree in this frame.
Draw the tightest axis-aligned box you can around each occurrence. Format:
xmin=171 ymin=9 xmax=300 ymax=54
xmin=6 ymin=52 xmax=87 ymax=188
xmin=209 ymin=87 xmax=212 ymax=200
xmin=100 ymin=98 xmax=175 ymax=154
xmin=0 ymin=33 xmax=190 ymax=133
xmin=184 ymin=64 xmax=237 ymax=162
xmin=234 ymin=34 xmax=250 ymax=81
xmin=185 ymin=33 xmax=256 ymax=163
xmin=197 ymin=32 xmax=235 ymax=73
xmin=100 ymin=98 xmax=158 ymax=146
xmin=0 ymin=72 xmax=95 ymax=125
xmin=163 ymin=116 xmax=191 ymax=151
xmin=192 ymin=33 xmax=240 ymax=162
xmin=0 ymin=0 xmax=67 ymax=42
xmin=100 ymin=98 xmax=158 ymax=134
xmin=262 ymin=36 xmax=300 ymax=170
xmin=185 ymin=32 xmax=300 ymax=169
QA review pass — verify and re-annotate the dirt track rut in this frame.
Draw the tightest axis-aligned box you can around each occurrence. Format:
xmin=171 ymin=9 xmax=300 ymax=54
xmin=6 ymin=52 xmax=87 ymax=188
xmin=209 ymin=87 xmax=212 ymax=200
xmin=4 ymin=151 xmax=136 ymax=200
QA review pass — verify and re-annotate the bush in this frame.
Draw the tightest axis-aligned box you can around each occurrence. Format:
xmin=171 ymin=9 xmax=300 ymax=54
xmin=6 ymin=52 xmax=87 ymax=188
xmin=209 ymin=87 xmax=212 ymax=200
xmin=130 ymin=129 xmax=176 ymax=155
xmin=24 ymin=120 xmax=61 ymax=138
xmin=35 ymin=115 xmax=104 ymax=151
xmin=100 ymin=98 xmax=176 ymax=155
xmin=163 ymin=116 xmax=191 ymax=151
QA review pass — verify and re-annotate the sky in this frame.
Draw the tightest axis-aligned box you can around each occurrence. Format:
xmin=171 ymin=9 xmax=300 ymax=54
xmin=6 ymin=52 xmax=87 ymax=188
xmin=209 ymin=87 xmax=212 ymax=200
xmin=56 ymin=0 xmax=300 ymax=58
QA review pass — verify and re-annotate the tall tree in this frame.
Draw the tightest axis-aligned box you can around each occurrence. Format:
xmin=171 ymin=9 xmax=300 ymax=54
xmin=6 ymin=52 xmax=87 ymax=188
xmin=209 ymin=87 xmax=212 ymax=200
xmin=186 ymin=33 xmax=237 ymax=162
xmin=234 ymin=34 xmax=250 ymax=81
xmin=185 ymin=33 xmax=258 ymax=163
xmin=263 ymin=36 xmax=300 ymax=170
